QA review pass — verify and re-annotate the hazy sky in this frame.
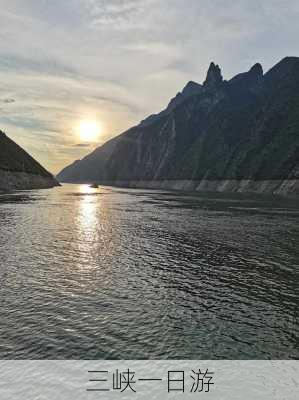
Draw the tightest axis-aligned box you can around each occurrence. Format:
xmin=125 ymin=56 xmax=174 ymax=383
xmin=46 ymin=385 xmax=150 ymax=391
xmin=0 ymin=0 xmax=298 ymax=174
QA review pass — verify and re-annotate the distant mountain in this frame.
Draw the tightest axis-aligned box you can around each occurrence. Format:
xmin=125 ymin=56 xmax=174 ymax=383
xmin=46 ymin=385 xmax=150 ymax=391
xmin=0 ymin=130 xmax=59 ymax=191
xmin=57 ymin=57 xmax=299 ymax=195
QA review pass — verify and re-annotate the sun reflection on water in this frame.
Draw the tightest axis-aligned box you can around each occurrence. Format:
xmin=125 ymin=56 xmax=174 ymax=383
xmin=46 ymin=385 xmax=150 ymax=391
xmin=73 ymin=185 xmax=115 ymax=273
xmin=76 ymin=185 xmax=99 ymax=255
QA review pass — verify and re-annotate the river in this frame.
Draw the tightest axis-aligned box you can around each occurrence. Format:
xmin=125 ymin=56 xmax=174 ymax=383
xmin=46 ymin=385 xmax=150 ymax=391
xmin=0 ymin=184 xmax=298 ymax=359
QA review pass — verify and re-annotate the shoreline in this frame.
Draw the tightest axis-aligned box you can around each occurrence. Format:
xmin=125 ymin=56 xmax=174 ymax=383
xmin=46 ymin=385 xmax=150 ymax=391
xmin=60 ymin=178 xmax=299 ymax=197
xmin=0 ymin=169 xmax=59 ymax=191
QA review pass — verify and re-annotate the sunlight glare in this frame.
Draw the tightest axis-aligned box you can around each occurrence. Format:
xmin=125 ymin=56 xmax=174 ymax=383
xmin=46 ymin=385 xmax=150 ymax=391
xmin=79 ymin=120 xmax=101 ymax=142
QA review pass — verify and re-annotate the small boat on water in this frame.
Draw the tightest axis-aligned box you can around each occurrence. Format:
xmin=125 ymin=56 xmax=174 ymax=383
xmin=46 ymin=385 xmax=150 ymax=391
xmin=89 ymin=183 xmax=99 ymax=188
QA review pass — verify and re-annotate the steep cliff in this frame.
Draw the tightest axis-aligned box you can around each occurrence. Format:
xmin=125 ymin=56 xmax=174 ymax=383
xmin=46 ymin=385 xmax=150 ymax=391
xmin=57 ymin=57 xmax=299 ymax=195
xmin=0 ymin=131 xmax=59 ymax=191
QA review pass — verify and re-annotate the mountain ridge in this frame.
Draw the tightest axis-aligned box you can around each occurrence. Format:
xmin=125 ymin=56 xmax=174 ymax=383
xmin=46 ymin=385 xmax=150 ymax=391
xmin=57 ymin=57 xmax=299 ymax=195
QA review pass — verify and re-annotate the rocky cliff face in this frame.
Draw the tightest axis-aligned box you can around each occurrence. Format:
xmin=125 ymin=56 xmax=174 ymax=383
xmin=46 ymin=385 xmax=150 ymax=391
xmin=57 ymin=57 xmax=299 ymax=195
xmin=0 ymin=131 xmax=59 ymax=191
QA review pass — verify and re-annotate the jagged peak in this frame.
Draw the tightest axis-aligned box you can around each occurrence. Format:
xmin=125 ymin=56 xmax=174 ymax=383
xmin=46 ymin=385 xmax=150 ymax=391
xmin=250 ymin=63 xmax=263 ymax=76
xmin=229 ymin=62 xmax=263 ymax=88
xmin=203 ymin=62 xmax=223 ymax=88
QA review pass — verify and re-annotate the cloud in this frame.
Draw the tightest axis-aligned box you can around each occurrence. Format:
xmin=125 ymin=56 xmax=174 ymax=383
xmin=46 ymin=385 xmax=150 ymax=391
xmin=85 ymin=0 xmax=157 ymax=28
xmin=2 ymin=98 xmax=15 ymax=103
xmin=210 ymin=16 xmax=244 ymax=35
xmin=73 ymin=143 xmax=91 ymax=147
xmin=0 ymin=0 xmax=299 ymax=174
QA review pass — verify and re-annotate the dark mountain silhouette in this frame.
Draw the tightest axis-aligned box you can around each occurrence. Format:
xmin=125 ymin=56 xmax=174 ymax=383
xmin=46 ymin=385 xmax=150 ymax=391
xmin=57 ymin=57 xmax=299 ymax=195
xmin=0 ymin=130 xmax=59 ymax=191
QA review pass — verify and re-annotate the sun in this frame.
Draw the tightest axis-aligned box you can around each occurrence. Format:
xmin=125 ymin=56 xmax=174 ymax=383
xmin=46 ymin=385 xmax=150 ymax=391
xmin=78 ymin=120 xmax=101 ymax=142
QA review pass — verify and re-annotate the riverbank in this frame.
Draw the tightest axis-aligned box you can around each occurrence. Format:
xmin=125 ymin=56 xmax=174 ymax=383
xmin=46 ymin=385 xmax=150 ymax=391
xmin=0 ymin=169 xmax=59 ymax=191
xmin=66 ymin=178 xmax=298 ymax=196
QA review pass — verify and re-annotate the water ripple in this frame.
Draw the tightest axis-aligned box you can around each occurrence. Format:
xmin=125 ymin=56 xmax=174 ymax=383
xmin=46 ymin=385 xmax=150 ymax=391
xmin=0 ymin=184 xmax=298 ymax=359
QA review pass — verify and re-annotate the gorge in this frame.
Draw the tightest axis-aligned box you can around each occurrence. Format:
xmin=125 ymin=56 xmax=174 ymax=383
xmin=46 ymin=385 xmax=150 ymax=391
xmin=57 ymin=57 xmax=298 ymax=196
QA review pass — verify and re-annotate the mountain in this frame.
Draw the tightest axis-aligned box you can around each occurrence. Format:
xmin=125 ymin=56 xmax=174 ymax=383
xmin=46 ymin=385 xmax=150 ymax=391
xmin=140 ymin=80 xmax=202 ymax=126
xmin=57 ymin=57 xmax=299 ymax=195
xmin=0 ymin=130 xmax=59 ymax=191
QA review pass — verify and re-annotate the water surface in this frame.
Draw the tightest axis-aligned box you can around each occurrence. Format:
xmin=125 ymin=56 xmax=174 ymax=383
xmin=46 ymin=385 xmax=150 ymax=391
xmin=0 ymin=184 xmax=298 ymax=359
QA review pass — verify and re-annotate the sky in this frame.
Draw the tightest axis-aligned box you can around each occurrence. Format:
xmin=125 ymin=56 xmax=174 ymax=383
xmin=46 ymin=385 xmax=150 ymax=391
xmin=0 ymin=0 xmax=299 ymax=174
